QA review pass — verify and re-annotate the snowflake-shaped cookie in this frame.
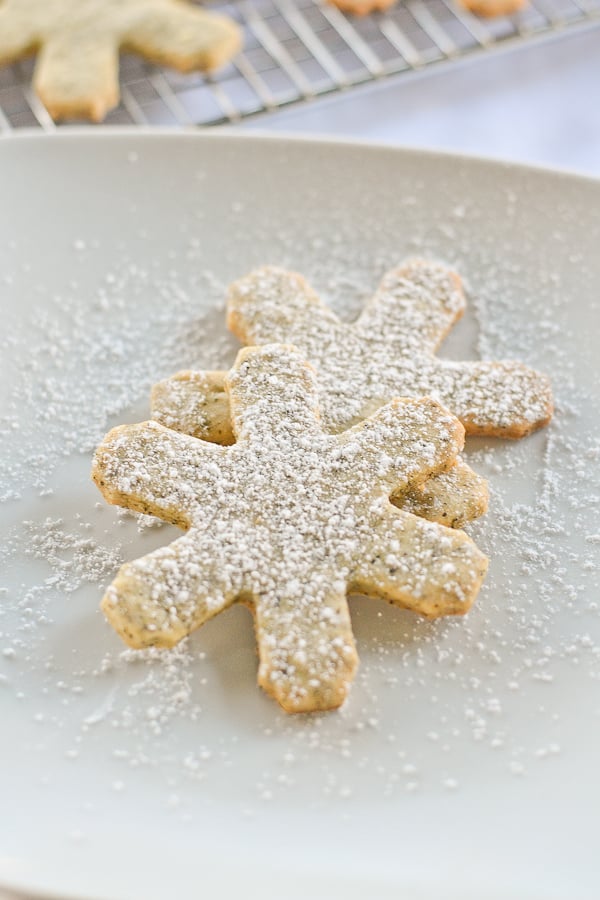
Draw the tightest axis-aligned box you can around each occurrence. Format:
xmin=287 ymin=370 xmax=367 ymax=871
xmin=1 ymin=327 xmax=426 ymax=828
xmin=0 ymin=0 xmax=241 ymax=121
xmin=94 ymin=344 xmax=488 ymax=713
xmin=328 ymin=0 xmax=523 ymax=16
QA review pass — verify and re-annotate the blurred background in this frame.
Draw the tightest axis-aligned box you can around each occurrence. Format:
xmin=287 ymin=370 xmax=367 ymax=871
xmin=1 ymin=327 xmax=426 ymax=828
xmin=1 ymin=4 xmax=599 ymax=168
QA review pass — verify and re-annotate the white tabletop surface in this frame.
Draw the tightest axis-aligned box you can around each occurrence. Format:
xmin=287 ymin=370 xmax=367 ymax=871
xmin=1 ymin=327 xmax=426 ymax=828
xmin=241 ymin=26 xmax=600 ymax=177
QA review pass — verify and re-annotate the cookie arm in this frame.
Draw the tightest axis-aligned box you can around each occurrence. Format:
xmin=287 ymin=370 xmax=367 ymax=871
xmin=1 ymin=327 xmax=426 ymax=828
xmin=227 ymin=266 xmax=338 ymax=346
xmin=33 ymin=32 xmax=120 ymax=122
xmin=0 ymin=5 xmax=38 ymax=65
xmin=355 ymin=259 xmax=465 ymax=352
xmin=101 ymin=531 xmax=241 ymax=649
xmin=122 ymin=0 xmax=242 ymax=73
xmin=253 ymin=574 xmax=358 ymax=713
xmin=334 ymin=398 xmax=465 ymax=495
xmin=349 ymin=510 xmax=488 ymax=618
xmin=227 ymin=344 xmax=323 ymax=440
xmin=151 ymin=370 xmax=234 ymax=444
xmin=92 ymin=421 xmax=225 ymax=527
xmin=395 ymin=460 xmax=489 ymax=528
xmin=431 ymin=359 xmax=554 ymax=438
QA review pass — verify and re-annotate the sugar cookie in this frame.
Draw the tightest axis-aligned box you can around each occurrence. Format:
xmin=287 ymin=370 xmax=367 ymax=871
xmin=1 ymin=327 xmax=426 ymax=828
xmin=0 ymin=0 xmax=241 ymax=121
xmin=457 ymin=0 xmax=526 ymax=15
xmin=94 ymin=344 xmax=488 ymax=713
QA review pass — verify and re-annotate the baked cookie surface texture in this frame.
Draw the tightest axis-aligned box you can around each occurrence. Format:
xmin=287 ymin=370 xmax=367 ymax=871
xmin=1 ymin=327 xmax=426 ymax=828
xmin=94 ymin=344 xmax=488 ymax=713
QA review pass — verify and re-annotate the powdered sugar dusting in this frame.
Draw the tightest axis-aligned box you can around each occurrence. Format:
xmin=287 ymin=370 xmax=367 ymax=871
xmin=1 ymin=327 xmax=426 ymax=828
xmin=0 ymin=262 xmax=236 ymax=501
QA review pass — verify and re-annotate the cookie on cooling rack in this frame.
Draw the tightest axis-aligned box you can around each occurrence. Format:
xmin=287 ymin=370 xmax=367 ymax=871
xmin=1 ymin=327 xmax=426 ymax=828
xmin=328 ymin=0 xmax=525 ymax=16
xmin=151 ymin=368 xmax=489 ymax=530
xmin=0 ymin=0 xmax=241 ymax=122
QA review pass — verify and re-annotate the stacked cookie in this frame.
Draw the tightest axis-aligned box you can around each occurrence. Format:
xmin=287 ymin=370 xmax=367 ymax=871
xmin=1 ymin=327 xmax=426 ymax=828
xmin=93 ymin=260 xmax=553 ymax=713
xmin=0 ymin=0 xmax=242 ymax=121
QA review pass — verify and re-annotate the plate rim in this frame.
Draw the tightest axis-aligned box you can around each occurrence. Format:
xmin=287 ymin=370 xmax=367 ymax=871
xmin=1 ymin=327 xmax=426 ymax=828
xmin=1 ymin=125 xmax=600 ymax=190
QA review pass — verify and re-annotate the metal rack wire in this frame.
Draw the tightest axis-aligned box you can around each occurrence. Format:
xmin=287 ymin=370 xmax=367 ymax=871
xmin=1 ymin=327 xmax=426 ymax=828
xmin=0 ymin=0 xmax=599 ymax=130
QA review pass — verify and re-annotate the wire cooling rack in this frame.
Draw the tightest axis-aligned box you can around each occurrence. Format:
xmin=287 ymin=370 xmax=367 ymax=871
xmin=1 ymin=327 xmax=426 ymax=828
xmin=0 ymin=0 xmax=599 ymax=130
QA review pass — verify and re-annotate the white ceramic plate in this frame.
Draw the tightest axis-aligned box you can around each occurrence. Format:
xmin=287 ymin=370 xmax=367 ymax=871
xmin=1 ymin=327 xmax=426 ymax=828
xmin=1 ymin=132 xmax=599 ymax=900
